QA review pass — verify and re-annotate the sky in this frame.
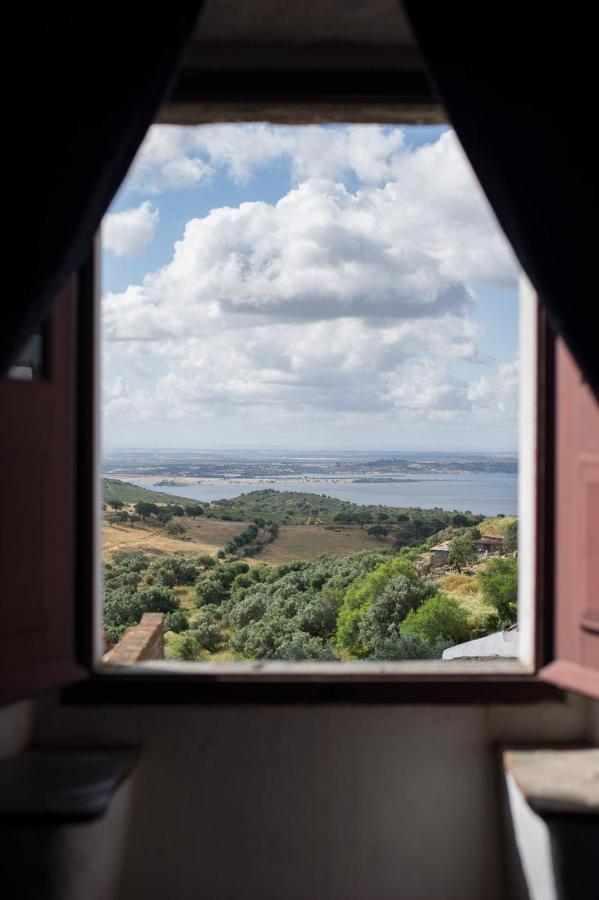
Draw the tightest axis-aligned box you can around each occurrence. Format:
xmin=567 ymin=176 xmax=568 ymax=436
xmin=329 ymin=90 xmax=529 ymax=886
xmin=101 ymin=123 xmax=519 ymax=452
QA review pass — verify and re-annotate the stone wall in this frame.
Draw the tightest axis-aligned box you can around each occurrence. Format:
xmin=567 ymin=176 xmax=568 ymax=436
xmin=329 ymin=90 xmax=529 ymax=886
xmin=103 ymin=613 xmax=165 ymax=665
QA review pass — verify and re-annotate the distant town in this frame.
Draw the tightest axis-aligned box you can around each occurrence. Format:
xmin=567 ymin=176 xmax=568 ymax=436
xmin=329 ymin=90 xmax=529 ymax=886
xmin=102 ymin=449 xmax=517 ymax=484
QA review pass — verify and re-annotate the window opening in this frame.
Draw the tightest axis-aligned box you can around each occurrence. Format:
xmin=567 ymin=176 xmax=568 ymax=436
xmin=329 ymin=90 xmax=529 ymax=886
xmin=98 ymin=123 xmax=526 ymax=672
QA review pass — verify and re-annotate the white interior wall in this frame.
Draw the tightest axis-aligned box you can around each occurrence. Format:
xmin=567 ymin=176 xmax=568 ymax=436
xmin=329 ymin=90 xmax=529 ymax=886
xmin=28 ymin=694 xmax=587 ymax=900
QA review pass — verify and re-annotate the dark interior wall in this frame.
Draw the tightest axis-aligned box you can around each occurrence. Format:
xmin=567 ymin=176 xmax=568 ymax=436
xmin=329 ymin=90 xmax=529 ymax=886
xmin=32 ymin=697 xmax=586 ymax=900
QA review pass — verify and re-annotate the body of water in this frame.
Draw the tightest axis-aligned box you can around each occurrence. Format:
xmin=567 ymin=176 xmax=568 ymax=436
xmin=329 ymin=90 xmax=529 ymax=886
xmin=130 ymin=472 xmax=517 ymax=516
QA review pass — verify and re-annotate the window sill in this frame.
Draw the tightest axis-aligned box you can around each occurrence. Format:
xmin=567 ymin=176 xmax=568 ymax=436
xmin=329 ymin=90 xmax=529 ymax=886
xmin=62 ymin=661 xmax=563 ymax=705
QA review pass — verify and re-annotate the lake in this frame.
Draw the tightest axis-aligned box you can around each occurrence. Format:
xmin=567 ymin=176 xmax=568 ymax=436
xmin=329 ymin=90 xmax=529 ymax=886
xmin=130 ymin=472 xmax=518 ymax=516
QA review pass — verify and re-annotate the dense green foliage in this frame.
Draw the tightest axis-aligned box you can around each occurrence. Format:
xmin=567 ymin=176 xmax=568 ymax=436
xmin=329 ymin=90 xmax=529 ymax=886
xmin=503 ymin=520 xmax=518 ymax=552
xmin=448 ymin=534 xmax=477 ymax=571
xmin=210 ymin=489 xmax=483 ymax=538
xmin=401 ymin=594 xmax=470 ymax=645
xmin=102 ymin=486 xmax=517 ymax=663
xmin=103 ymin=544 xmax=504 ymax=662
xmin=335 ymin=558 xmax=436 ymax=657
xmin=478 ymin=556 xmax=518 ymax=626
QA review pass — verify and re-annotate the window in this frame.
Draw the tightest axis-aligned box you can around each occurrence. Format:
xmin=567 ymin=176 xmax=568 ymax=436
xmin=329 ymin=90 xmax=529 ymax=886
xmin=86 ymin=114 xmax=552 ymax=696
xmin=0 ymin=11 xmax=570 ymax=704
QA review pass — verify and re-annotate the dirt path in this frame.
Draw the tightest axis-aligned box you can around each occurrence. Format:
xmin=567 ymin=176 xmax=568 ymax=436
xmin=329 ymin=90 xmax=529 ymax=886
xmin=103 ymin=526 xmax=166 ymax=553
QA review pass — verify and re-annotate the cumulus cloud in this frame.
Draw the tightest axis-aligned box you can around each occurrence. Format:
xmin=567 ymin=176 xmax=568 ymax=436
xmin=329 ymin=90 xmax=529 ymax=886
xmin=102 ymin=201 xmax=159 ymax=257
xmin=126 ymin=123 xmax=410 ymax=193
xmin=103 ymin=126 xmax=519 ymax=440
xmin=104 ymin=132 xmax=515 ymax=344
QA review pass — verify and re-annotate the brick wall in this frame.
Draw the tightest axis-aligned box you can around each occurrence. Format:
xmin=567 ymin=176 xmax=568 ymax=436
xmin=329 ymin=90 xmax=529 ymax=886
xmin=103 ymin=613 xmax=165 ymax=665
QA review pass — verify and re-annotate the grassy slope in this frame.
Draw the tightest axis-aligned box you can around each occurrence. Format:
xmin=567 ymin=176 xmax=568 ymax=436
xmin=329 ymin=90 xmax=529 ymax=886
xmin=103 ymin=516 xmax=246 ymax=559
xmin=258 ymin=524 xmax=390 ymax=565
xmin=210 ymin=488 xmax=484 ymax=525
xmin=480 ymin=515 xmax=517 ymax=537
xmin=102 ymin=479 xmax=516 ymax=567
xmin=103 ymin=478 xmax=198 ymax=507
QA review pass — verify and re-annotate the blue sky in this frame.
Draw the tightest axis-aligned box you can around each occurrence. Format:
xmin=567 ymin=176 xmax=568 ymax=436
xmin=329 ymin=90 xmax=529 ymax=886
xmin=101 ymin=124 xmax=519 ymax=451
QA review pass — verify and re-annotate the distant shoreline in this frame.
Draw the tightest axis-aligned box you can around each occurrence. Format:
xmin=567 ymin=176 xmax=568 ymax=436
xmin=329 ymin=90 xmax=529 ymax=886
xmin=104 ymin=472 xmax=507 ymax=487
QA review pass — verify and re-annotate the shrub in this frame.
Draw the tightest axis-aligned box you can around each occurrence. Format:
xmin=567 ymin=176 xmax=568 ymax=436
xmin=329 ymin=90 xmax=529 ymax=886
xmin=478 ymin=556 xmax=518 ymax=625
xmin=335 ymin=558 xmax=426 ymax=657
xmin=401 ymin=594 xmax=470 ymax=645
xmin=368 ymin=634 xmax=445 ymax=661
xmin=357 ymin=575 xmax=437 ymax=655
xmin=193 ymin=554 xmax=217 ymax=571
xmin=448 ymin=535 xmax=477 ymax=572
xmin=166 ymin=633 xmax=202 ymax=661
xmin=276 ymin=633 xmax=339 ymax=661
xmin=135 ymin=586 xmax=179 ymax=615
xmin=296 ymin=593 xmax=340 ymax=639
xmin=194 ymin=577 xmax=229 ymax=606
xmin=107 ymin=511 xmax=129 ymax=524
xmin=166 ymin=523 xmax=185 ymax=537
xmin=190 ymin=620 xmax=227 ymax=653
xmin=504 ymin=520 xmax=518 ymax=552
xmin=165 ymin=609 xmax=189 ymax=633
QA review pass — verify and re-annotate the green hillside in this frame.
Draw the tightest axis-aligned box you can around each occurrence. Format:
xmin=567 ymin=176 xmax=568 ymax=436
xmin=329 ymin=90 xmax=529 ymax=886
xmin=103 ymin=478 xmax=198 ymax=507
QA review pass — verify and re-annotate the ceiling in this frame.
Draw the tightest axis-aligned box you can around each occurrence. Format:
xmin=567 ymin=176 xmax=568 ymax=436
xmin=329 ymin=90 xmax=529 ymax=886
xmin=160 ymin=0 xmax=443 ymax=124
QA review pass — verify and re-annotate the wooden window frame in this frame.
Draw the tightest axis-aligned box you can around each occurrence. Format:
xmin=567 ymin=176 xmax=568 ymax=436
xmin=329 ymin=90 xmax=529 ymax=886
xmin=63 ymin=74 xmax=562 ymax=704
xmin=62 ymin=254 xmax=561 ymax=707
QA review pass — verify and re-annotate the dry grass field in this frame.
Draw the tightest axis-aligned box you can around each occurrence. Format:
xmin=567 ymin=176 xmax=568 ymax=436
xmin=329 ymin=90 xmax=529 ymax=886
xmin=480 ymin=515 xmax=517 ymax=536
xmin=258 ymin=524 xmax=390 ymax=565
xmin=103 ymin=512 xmax=390 ymax=565
xmin=102 ymin=515 xmax=245 ymax=559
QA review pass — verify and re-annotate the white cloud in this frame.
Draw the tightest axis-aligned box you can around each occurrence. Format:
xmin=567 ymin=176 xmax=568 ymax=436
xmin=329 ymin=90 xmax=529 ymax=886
xmin=102 ymin=201 xmax=159 ymax=257
xmin=103 ymin=127 xmax=519 ymax=443
xmin=467 ymin=357 xmax=519 ymax=416
xmin=128 ymin=123 xmax=408 ymax=192
xmin=105 ymin=133 xmax=515 ymax=345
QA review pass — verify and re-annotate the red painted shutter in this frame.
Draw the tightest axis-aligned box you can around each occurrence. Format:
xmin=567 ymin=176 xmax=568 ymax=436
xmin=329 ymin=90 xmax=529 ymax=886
xmin=541 ymin=339 xmax=599 ymax=697
xmin=0 ymin=279 xmax=86 ymax=704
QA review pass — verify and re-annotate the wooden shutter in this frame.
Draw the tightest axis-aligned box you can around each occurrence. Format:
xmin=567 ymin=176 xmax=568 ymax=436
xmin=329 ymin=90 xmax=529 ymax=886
xmin=541 ymin=339 xmax=599 ymax=697
xmin=0 ymin=278 xmax=86 ymax=704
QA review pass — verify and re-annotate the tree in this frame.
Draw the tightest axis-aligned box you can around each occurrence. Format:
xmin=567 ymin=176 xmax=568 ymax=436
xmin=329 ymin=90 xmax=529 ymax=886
xmin=194 ymin=577 xmax=229 ymax=606
xmin=164 ymin=609 xmax=189 ymax=633
xmin=134 ymin=501 xmax=159 ymax=520
xmin=504 ymin=520 xmax=518 ymax=553
xmin=368 ymin=634 xmax=441 ymax=661
xmin=190 ymin=620 xmax=227 ymax=653
xmin=448 ymin=535 xmax=477 ymax=572
xmin=107 ymin=511 xmax=129 ymax=524
xmin=166 ymin=633 xmax=202 ymax=661
xmin=276 ymin=632 xmax=339 ymax=661
xmin=135 ymin=585 xmax=179 ymax=615
xmin=367 ymin=525 xmax=389 ymax=540
xmin=401 ymin=594 xmax=470 ymax=645
xmin=166 ymin=523 xmax=185 ymax=537
xmin=108 ymin=499 xmax=124 ymax=510
xmin=188 ymin=504 xmax=205 ymax=518
xmin=194 ymin=553 xmax=217 ymax=570
xmin=355 ymin=509 xmax=373 ymax=530
xmin=336 ymin=558 xmax=428 ymax=657
xmin=358 ymin=574 xmax=437 ymax=654
xmin=478 ymin=556 xmax=518 ymax=625
xmin=452 ymin=513 xmax=470 ymax=527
